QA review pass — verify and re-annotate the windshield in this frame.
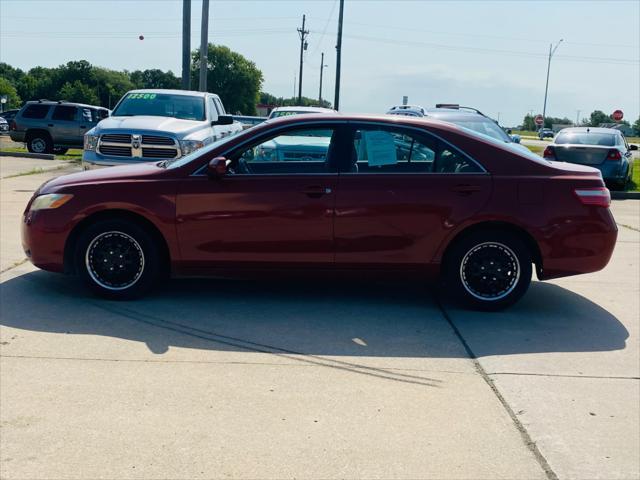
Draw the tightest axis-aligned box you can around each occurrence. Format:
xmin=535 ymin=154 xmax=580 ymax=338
xmin=269 ymin=110 xmax=314 ymax=119
xmin=447 ymin=117 xmax=512 ymax=142
xmin=112 ymin=93 xmax=205 ymax=121
xmin=555 ymin=132 xmax=616 ymax=146
xmin=164 ymin=130 xmax=248 ymax=169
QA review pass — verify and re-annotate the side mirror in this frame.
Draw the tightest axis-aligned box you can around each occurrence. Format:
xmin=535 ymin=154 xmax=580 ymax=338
xmin=630 ymin=144 xmax=638 ymax=151
xmin=207 ymin=157 xmax=229 ymax=178
xmin=212 ymin=115 xmax=234 ymax=126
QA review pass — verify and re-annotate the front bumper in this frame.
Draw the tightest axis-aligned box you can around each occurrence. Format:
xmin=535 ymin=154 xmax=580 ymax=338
xmin=21 ymin=208 xmax=71 ymax=273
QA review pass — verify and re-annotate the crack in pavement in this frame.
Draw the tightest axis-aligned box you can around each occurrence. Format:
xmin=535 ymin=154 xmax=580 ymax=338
xmin=436 ymin=299 xmax=559 ymax=480
xmin=488 ymin=372 xmax=640 ymax=380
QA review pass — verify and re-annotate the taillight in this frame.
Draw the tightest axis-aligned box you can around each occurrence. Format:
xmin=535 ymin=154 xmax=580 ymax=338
xmin=10 ymin=120 xmax=16 ymax=131
xmin=543 ymin=146 xmax=555 ymax=159
xmin=574 ymin=187 xmax=611 ymax=207
xmin=606 ymin=149 xmax=622 ymax=161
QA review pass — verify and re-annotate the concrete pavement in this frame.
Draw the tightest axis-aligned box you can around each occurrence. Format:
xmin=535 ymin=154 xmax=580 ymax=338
xmin=0 ymin=161 xmax=638 ymax=479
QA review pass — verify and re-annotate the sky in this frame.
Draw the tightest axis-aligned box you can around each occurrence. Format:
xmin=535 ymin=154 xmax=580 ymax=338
xmin=0 ymin=0 xmax=639 ymax=126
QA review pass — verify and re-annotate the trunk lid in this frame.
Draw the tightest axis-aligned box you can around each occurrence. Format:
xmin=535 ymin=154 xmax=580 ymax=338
xmin=553 ymin=144 xmax=610 ymax=165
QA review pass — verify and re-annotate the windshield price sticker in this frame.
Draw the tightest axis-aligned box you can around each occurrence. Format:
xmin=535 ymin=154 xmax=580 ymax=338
xmin=128 ymin=93 xmax=157 ymax=100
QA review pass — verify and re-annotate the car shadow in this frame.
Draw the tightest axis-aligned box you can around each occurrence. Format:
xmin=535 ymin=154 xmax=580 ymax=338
xmin=0 ymin=270 xmax=629 ymax=360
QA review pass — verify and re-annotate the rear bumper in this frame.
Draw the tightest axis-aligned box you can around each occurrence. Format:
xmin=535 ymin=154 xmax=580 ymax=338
xmin=9 ymin=131 xmax=25 ymax=143
xmin=538 ymin=207 xmax=618 ymax=280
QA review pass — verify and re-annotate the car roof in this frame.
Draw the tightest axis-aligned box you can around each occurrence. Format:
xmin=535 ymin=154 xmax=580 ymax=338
xmin=270 ymin=106 xmax=336 ymax=113
xmin=557 ymin=127 xmax=621 ymax=135
xmin=24 ymin=100 xmax=108 ymax=109
xmin=126 ymin=89 xmax=216 ymax=98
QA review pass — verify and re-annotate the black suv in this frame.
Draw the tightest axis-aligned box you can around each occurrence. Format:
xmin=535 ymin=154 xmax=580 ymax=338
xmin=9 ymin=100 xmax=109 ymax=154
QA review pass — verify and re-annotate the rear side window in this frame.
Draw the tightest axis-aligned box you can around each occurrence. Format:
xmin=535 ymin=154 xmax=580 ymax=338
xmin=21 ymin=104 xmax=50 ymax=119
xmin=52 ymin=106 xmax=77 ymax=121
xmin=348 ymin=126 xmax=482 ymax=174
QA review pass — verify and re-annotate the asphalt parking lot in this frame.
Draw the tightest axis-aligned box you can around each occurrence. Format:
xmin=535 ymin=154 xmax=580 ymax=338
xmin=1 ymin=157 xmax=638 ymax=479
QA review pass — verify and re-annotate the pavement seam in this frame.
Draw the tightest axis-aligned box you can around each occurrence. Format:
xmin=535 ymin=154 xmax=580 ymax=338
xmin=488 ymin=372 xmax=640 ymax=380
xmin=0 ymin=258 xmax=27 ymax=274
xmin=436 ymin=299 xmax=559 ymax=480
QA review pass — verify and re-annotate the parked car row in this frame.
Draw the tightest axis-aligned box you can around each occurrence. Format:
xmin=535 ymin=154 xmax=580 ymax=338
xmin=8 ymin=90 xmax=243 ymax=167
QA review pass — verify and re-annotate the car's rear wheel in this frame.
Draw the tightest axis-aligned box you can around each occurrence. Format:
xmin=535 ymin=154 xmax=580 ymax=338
xmin=75 ymin=219 xmax=160 ymax=299
xmin=26 ymin=132 xmax=53 ymax=154
xmin=443 ymin=230 xmax=532 ymax=310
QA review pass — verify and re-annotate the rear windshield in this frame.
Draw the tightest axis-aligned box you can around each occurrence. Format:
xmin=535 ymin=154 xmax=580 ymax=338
xmin=112 ymin=93 xmax=205 ymax=121
xmin=441 ymin=117 xmax=512 ymax=143
xmin=555 ymin=132 xmax=616 ymax=146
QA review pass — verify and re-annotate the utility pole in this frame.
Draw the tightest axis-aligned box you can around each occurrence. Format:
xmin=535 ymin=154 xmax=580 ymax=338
xmin=198 ymin=0 xmax=209 ymax=92
xmin=575 ymin=110 xmax=581 ymax=126
xmin=333 ymin=0 xmax=344 ymax=110
xmin=297 ymin=15 xmax=309 ymax=104
xmin=181 ymin=0 xmax=191 ymax=90
xmin=318 ymin=52 xmax=328 ymax=105
xmin=542 ymin=39 xmax=563 ymax=122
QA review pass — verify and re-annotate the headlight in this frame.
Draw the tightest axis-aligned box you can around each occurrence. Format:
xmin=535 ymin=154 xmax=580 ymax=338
xmin=179 ymin=140 xmax=205 ymax=156
xmin=84 ymin=134 xmax=99 ymax=151
xmin=30 ymin=194 xmax=73 ymax=211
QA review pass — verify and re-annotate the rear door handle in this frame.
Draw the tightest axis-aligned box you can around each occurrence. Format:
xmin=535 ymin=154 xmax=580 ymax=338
xmin=48 ymin=124 xmax=54 ymax=127
xmin=451 ymin=184 xmax=481 ymax=195
xmin=303 ymin=186 xmax=332 ymax=198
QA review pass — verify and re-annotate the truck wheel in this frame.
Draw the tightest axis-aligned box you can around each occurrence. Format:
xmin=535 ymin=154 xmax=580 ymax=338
xmin=26 ymin=132 xmax=53 ymax=154
xmin=75 ymin=219 xmax=160 ymax=300
xmin=443 ymin=230 xmax=532 ymax=310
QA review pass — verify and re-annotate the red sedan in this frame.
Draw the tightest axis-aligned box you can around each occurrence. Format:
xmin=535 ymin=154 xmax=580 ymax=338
xmin=21 ymin=114 xmax=617 ymax=309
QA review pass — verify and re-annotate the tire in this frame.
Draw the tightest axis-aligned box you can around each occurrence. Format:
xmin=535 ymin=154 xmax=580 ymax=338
xmin=26 ymin=132 xmax=53 ymax=154
xmin=53 ymin=147 xmax=69 ymax=155
xmin=442 ymin=230 xmax=532 ymax=310
xmin=75 ymin=219 xmax=160 ymax=299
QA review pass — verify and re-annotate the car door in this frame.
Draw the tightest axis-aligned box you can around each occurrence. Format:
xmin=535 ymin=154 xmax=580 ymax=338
xmin=333 ymin=122 xmax=492 ymax=267
xmin=77 ymin=108 xmax=98 ymax=142
xmin=49 ymin=105 xmax=79 ymax=145
xmin=175 ymin=124 xmax=340 ymax=273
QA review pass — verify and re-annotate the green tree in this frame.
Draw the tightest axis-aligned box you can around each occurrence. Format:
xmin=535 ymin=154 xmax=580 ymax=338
xmin=93 ymin=68 xmax=135 ymax=108
xmin=259 ymin=92 xmax=332 ymax=109
xmin=589 ymin=110 xmax=612 ymax=127
xmin=130 ymin=69 xmax=180 ymax=90
xmin=521 ymin=114 xmax=536 ymax=131
xmin=0 ymin=77 xmax=21 ymax=109
xmin=191 ymin=44 xmax=263 ymax=115
xmin=58 ymin=80 xmax=99 ymax=105
xmin=544 ymin=116 xmax=572 ymax=129
xmin=633 ymin=117 xmax=640 ymax=136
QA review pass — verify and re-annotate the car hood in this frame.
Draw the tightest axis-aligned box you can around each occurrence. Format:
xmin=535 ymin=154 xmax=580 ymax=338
xmin=39 ymin=162 xmax=164 ymax=194
xmin=96 ymin=115 xmax=205 ymax=135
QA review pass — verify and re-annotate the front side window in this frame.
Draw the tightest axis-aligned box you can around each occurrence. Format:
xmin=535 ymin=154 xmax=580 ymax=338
xmin=52 ymin=105 xmax=77 ymax=121
xmin=230 ymin=128 xmax=335 ymax=175
xmin=112 ymin=93 xmax=205 ymax=121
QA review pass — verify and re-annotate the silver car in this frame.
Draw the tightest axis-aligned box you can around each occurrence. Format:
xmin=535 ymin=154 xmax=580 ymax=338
xmin=543 ymin=127 xmax=637 ymax=190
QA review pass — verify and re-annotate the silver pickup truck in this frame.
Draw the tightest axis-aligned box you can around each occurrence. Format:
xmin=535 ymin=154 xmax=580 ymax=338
xmin=82 ymin=89 xmax=242 ymax=168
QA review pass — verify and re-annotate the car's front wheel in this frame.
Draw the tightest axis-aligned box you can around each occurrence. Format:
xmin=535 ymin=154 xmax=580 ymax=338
xmin=443 ymin=230 xmax=532 ymax=310
xmin=75 ymin=219 xmax=160 ymax=299
xmin=26 ymin=132 xmax=53 ymax=154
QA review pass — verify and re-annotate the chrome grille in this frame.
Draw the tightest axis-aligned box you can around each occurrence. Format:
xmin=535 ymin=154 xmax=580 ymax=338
xmin=98 ymin=133 xmax=179 ymax=159
xmin=101 ymin=134 xmax=131 ymax=144
xmin=141 ymin=148 xmax=178 ymax=158
xmin=142 ymin=135 xmax=175 ymax=145
xmin=99 ymin=145 xmax=132 ymax=157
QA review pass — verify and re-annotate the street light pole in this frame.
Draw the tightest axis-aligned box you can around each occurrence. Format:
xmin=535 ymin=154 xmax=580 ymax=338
xmin=333 ymin=0 xmax=344 ymax=110
xmin=542 ymin=39 xmax=563 ymax=124
xmin=318 ymin=52 xmax=328 ymax=105
xmin=181 ymin=0 xmax=191 ymax=90
xmin=198 ymin=0 xmax=210 ymax=92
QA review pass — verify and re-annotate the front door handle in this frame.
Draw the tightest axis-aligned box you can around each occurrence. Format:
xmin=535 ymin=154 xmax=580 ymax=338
xmin=303 ymin=186 xmax=332 ymax=198
xmin=451 ymin=184 xmax=481 ymax=195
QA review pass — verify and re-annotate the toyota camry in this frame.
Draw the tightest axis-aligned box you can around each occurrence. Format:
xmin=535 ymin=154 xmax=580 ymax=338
xmin=22 ymin=114 xmax=617 ymax=309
